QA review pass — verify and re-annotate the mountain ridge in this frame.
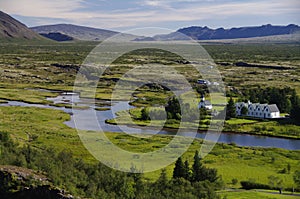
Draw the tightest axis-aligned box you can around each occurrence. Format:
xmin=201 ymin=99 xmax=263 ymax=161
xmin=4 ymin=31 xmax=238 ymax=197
xmin=152 ymin=24 xmax=300 ymax=41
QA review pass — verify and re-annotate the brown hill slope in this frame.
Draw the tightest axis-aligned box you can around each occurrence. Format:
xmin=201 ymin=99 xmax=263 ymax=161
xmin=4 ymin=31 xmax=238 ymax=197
xmin=0 ymin=10 xmax=43 ymax=40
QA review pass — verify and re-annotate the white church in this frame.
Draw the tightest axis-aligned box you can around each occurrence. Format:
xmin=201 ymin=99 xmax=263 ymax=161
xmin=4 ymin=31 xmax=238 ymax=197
xmin=198 ymin=95 xmax=212 ymax=110
xmin=235 ymin=101 xmax=280 ymax=119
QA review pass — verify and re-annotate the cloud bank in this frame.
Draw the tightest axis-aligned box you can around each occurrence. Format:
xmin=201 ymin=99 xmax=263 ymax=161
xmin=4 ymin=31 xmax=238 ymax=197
xmin=0 ymin=0 xmax=299 ymax=30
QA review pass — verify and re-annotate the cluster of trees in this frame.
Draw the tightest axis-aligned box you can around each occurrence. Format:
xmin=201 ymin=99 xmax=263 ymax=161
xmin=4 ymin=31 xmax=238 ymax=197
xmin=164 ymin=97 xmax=199 ymax=122
xmin=226 ymin=87 xmax=300 ymax=122
xmin=241 ymin=171 xmax=300 ymax=193
xmin=165 ymin=97 xmax=182 ymax=120
xmin=0 ymin=132 xmax=221 ymax=199
xmin=241 ymin=87 xmax=300 ymax=117
xmin=141 ymin=97 xmax=199 ymax=122
xmin=290 ymin=90 xmax=300 ymax=122
xmin=173 ymin=151 xmax=219 ymax=183
xmin=242 ymin=87 xmax=293 ymax=113
xmin=150 ymin=169 xmax=221 ymax=199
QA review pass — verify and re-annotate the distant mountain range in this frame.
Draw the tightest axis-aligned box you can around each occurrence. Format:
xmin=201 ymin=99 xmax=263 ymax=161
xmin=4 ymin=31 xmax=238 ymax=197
xmin=151 ymin=24 xmax=300 ymax=41
xmin=0 ymin=11 xmax=43 ymax=40
xmin=1 ymin=10 xmax=299 ymax=42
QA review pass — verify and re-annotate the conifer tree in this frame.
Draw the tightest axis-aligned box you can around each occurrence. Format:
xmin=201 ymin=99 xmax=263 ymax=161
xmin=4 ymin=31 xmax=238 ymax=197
xmin=192 ymin=150 xmax=203 ymax=182
xmin=173 ymin=157 xmax=185 ymax=179
xmin=183 ymin=160 xmax=190 ymax=180
xmin=226 ymin=97 xmax=236 ymax=119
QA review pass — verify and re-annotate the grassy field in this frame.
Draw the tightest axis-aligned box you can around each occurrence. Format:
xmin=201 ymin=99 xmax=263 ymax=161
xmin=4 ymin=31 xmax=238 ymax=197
xmin=0 ymin=87 xmax=59 ymax=104
xmin=218 ymin=190 xmax=300 ymax=199
xmin=0 ymin=106 xmax=95 ymax=163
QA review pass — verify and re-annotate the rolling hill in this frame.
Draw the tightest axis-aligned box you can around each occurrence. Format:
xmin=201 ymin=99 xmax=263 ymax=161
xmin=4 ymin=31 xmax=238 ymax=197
xmin=0 ymin=10 xmax=43 ymax=40
xmin=31 ymin=24 xmax=138 ymax=41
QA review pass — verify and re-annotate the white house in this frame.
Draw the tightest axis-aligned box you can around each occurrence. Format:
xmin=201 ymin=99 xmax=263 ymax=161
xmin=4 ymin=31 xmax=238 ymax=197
xmin=198 ymin=95 xmax=212 ymax=110
xmin=235 ymin=101 xmax=280 ymax=119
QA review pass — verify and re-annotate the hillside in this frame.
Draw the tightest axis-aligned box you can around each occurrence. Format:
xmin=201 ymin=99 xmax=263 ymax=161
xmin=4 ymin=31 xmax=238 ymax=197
xmin=31 ymin=24 xmax=138 ymax=41
xmin=152 ymin=24 xmax=300 ymax=41
xmin=0 ymin=11 xmax=43 ymax=40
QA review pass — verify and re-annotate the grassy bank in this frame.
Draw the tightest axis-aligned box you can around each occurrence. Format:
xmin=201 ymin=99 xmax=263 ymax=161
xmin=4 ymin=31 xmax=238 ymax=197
xmin=106 ymin=107 xmax=300 ymax=139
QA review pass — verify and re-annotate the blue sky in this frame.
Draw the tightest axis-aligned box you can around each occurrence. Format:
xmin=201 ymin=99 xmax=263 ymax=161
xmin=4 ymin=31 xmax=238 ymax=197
xmin=0 ymin=0 xmax=299 ymax=33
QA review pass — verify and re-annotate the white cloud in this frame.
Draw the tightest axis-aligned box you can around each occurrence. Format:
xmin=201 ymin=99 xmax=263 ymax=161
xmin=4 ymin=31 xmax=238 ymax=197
xmin=0 ymin=0 xmax=85 ymax=17
xmin=100 ymin=0 xmax=300 ymax=28
xmin=0 ymin=0 xmax=299 ymax=29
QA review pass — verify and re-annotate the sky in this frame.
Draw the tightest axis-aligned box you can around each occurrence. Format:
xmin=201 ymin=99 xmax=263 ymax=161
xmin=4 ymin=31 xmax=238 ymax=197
xmin=0 ymin=0 xmax=299 ymax=33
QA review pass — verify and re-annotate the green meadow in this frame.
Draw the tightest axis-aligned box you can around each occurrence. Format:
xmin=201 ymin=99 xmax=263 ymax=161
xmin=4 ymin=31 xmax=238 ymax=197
xmin=218 ymin=190 xmax=300 ymax=199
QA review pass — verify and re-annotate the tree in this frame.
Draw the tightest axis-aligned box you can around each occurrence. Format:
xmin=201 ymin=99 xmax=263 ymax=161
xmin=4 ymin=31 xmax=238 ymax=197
xmin=183 ymin=160 xmax=190 ymax=181
xmin=232 ymin=178 xmax=238 ymax=185
xmin=290 ymin=91 xmax=300 ymax=123
xmin=294 ymin=170 xmax=300 ymax=188
xmin=268 ymin=175 xmax=283 ymax=193
xmin=241 ymin=106 xmax=248 ymax=116
xmin=193 ymin=181 xmax=220 ymax=199
xmin=173 ymin=157 xmax=185 ymax=179
xmin=165 ymin=97 xmax=181 ymax=120
xmin=191 ymin=150 xmax=219 ymax=183
xmin=192 ymin=150 xmax=203 ymax=182
xmin=141 ymin=107 xmax=150 ymax=120
xmin=204 ymin=168 xmax=219 ymax=183
xmin=154 ymin=169 xmax=170 ymax=198
xmin=226 ymin=97 xmax=236 ymax=119
xmin=287 ymin=163 xmax=291 ymax=174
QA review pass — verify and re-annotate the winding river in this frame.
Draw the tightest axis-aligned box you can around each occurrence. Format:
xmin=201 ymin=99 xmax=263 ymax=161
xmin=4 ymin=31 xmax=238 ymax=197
xmin=1 ymin=92 xmax=300 ymax=150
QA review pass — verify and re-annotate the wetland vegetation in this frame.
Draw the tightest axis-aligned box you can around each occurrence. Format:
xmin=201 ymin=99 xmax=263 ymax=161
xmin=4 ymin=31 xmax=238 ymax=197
xmin=1 ymin=40 xmax=300 ymax=198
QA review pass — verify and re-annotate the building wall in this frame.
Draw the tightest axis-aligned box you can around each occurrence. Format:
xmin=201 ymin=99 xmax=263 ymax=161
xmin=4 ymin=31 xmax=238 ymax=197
xmin=235 ymin=103 xmax=280 ymax=119
xmin=270 ymin=112 xmax=280 ymax=118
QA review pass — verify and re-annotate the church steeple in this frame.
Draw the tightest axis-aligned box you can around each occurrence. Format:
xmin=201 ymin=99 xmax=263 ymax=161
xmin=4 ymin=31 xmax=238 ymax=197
xmin=201 ymin=94 xmax=205 ymax=102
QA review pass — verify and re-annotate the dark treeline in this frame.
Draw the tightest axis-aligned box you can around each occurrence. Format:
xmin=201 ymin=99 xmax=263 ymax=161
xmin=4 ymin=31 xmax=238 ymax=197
xmin=0 ymin=132 xmax=221 ymax=199
xmin=241 ymin=87 xmax=293 ymax=112
xmin=240 ymin=87 xmax=300 ymax=118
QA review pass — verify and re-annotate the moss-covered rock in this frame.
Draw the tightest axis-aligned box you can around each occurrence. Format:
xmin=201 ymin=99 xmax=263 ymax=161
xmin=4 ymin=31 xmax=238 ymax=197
xmin=0 ymin=165 xmax=74 ymax=199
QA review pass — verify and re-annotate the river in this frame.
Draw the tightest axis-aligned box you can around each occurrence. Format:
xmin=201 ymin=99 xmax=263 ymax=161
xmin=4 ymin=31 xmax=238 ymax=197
xmin=1 ymin=92 xmax=300 ymax=150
